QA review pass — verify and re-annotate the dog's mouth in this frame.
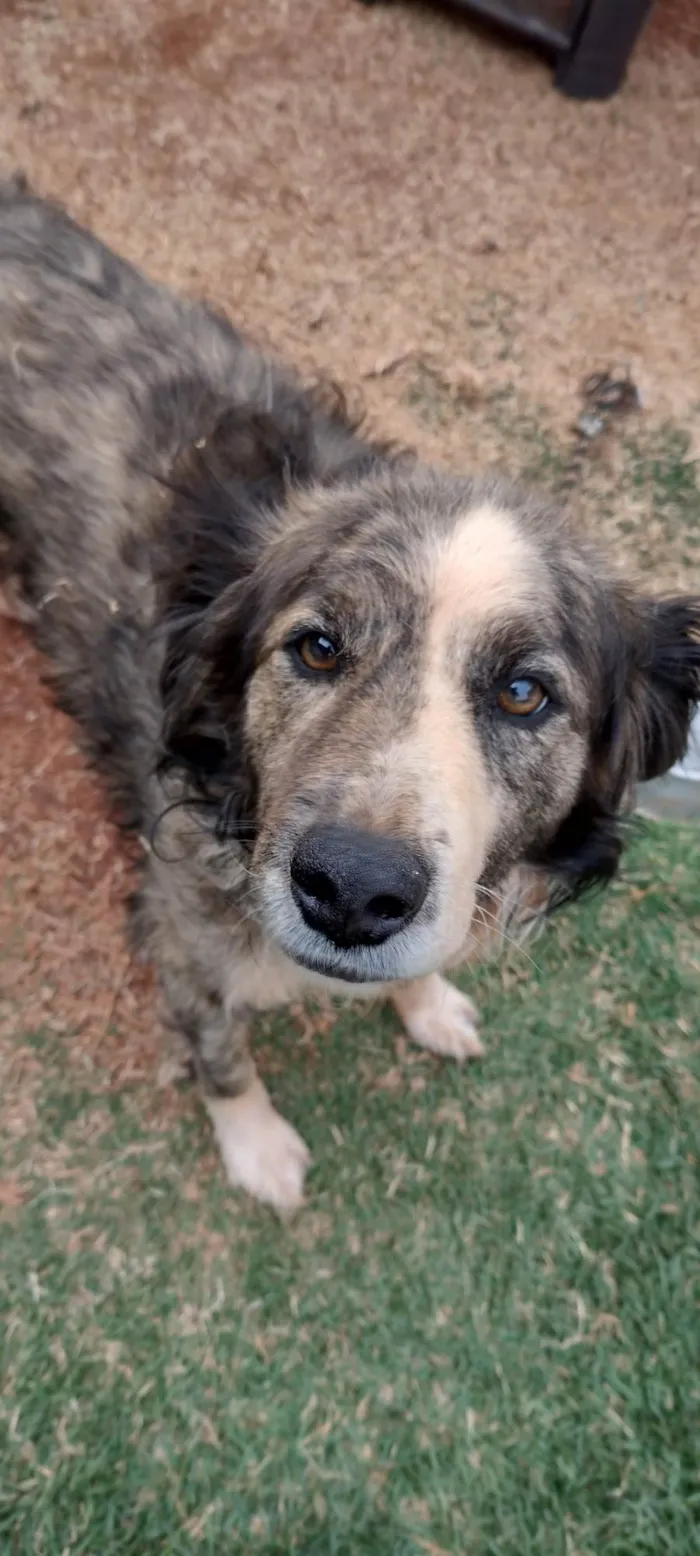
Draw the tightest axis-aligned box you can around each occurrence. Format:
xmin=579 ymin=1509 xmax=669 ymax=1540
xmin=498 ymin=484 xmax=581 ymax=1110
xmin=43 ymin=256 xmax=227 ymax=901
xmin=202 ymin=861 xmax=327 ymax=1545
xmin=276 ymin=920 xmax=438 ymax=986
xmin=285 ymin=945 xmax=381 ymax=984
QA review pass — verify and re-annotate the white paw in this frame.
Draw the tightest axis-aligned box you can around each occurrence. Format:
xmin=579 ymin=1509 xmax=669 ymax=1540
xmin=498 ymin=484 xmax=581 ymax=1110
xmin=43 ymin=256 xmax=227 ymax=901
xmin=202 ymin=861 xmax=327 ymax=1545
xmin=394 ymin=975 xmax=484 ymax=1062
xmin=206 ymin=1082 xmax=310 ymax=1213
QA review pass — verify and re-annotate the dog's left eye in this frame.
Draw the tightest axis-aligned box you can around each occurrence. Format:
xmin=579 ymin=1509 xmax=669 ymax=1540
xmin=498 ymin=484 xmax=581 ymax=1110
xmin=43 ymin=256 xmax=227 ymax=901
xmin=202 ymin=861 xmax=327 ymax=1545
xmin=292 ymin=631 xmax=342 ymax=676
xmin=497 ymin=677 xmax=549 ymax=717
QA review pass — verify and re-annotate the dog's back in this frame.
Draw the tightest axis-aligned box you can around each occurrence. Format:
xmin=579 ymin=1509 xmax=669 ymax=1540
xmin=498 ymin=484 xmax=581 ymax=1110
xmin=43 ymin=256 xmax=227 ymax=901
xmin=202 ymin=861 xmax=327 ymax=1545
xmin=0 ymin=176 xmax=289 ymax=823
xmin=0 ymin=177 xmax=374 ymax=831
xmin=0 ymin=174 xmax=255 ymax=593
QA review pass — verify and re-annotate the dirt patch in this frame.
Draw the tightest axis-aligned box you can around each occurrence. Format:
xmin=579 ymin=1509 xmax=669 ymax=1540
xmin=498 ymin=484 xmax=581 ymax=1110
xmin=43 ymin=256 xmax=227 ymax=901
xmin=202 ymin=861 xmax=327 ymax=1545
xmin=0 ymin=622 xmax=159 ymax=1132
xmin=0 ymin=0 xmax=698 ymax=1110
xmin=648 ymin=0 xmax=700 ymax=57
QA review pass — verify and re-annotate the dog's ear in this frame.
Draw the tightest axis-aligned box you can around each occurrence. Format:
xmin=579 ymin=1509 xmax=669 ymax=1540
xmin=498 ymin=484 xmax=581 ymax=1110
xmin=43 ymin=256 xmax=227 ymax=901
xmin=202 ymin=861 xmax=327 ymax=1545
xmin=594 ymin=593 xmax=700 ymax=805
xmin=194 ymin=396 xmax=313 ymax=500
xmin=156 ymin=396 xmax=312 ymax=801
xmin=168 ymin=390 xmax=314 ymax=529
xmin=534 ymin=593 xmax=700 ymax=899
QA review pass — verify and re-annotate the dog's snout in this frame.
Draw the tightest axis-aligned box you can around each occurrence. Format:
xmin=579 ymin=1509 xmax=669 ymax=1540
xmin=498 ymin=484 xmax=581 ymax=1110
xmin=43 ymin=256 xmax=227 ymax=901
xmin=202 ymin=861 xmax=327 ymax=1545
xmin=290 ymin=823 xmax=431 ymax=949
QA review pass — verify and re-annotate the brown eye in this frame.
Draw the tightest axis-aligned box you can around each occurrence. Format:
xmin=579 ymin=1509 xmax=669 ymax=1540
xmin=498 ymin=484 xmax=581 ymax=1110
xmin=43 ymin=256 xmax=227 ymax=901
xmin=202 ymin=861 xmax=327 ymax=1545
xmin=497 ymin=677 xmax=549 ymax=717
xmin=295 ymin=631 xmax=341 ymax=675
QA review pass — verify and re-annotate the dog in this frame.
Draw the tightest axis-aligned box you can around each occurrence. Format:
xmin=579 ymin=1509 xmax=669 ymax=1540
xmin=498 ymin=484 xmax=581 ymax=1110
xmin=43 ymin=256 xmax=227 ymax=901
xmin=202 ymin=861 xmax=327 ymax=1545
xmin=1 ymin=174 xmax=698 ymax=1210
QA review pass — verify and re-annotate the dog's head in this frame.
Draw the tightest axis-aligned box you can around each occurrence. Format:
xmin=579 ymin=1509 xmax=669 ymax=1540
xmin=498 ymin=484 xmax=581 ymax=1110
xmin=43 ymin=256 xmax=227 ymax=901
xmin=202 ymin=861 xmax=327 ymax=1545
xmin=159 ymin=400 xmax=700 ymax=984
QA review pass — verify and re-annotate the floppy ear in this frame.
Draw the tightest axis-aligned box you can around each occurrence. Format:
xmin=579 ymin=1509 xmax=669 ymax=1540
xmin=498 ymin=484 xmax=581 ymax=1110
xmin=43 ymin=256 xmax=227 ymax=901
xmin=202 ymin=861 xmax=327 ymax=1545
xmin=190 ymin=395 xmax=313 ymax=507
xmin=595 ymin=593 xmax=700 ymax=804
xmin=534 ymin=593 xmax=700 ymax=899
xmin=157 ymin=397 xmax=314 ymax=808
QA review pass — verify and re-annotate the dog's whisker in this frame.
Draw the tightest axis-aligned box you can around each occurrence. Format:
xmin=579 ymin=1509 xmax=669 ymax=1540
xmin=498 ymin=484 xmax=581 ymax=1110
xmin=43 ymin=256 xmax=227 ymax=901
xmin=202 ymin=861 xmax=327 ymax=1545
xmin=472 ymin=901 xmax=544 ymax=975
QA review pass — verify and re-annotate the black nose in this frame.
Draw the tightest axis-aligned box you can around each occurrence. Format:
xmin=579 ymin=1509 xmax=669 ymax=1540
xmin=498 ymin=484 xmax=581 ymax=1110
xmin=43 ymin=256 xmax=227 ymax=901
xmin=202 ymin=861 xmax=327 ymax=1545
xmin=290 ymin=823 xmax=431 ymax=949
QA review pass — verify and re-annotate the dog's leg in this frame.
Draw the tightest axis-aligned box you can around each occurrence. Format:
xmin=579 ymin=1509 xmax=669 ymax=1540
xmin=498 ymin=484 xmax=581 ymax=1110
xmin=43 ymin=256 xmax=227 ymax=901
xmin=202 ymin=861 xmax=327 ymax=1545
xmin=206 ymin=1073 xmax=311 ymax=1217
xmin=391 ymin=973 xmax=484 ymax=1061
xmin=162 ymin=970 xmax=310 ymax=1213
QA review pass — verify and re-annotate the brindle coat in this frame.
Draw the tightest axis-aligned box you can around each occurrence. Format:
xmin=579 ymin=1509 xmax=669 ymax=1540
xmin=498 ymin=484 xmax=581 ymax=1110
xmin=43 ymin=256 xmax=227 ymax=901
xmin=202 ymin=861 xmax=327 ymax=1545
xmin=1 ymin=175 xmax=698 ymax=1209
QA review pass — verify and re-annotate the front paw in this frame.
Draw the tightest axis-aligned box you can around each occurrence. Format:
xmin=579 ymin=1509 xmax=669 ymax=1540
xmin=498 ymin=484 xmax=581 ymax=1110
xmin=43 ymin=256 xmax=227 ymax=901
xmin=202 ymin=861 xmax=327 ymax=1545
xmin=206 ymin=1082 xmax=310 ymax=1213
xmin=393 ymin=974 xmax=484 ymax=1061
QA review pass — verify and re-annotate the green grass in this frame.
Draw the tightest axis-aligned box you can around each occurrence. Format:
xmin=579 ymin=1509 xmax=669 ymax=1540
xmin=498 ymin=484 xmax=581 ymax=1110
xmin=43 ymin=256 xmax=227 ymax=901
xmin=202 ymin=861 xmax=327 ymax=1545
xmin=2 ymin=823 xmax=699 ymax=1554
xmin=619 ymin=426 xmax=700 ymax=575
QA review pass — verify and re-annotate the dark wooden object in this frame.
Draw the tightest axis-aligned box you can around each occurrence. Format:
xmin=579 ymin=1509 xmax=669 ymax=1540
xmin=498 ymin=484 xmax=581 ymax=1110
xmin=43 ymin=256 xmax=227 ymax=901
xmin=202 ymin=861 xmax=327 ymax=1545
xmin=356 ymin=0 xmax=655 ymax=99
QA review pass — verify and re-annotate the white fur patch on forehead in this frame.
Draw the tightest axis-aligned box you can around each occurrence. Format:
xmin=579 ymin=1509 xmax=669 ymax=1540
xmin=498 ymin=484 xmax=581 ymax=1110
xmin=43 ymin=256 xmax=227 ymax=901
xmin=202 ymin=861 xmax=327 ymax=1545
xmin=429 ymin=502 xmax=546 ymax=628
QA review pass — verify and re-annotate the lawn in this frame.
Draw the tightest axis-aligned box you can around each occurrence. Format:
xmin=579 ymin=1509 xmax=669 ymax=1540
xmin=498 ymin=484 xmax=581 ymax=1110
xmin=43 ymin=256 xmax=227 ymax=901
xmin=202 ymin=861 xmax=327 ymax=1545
xmin=1 ymin=822 xmax=699 ymax=1555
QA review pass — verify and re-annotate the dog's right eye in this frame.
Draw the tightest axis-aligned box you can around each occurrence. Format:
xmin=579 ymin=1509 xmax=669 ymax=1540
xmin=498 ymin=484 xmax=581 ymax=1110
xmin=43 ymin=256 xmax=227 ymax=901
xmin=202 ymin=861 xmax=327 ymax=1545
xmin=290 ymin=631 xmax=342 ymax=677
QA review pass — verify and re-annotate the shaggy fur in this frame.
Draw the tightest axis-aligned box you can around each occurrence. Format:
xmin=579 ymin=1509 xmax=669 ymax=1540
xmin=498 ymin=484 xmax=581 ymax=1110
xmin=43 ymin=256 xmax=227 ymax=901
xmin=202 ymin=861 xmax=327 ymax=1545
xmin=1 ymin=174 xmax=698 ymax=1209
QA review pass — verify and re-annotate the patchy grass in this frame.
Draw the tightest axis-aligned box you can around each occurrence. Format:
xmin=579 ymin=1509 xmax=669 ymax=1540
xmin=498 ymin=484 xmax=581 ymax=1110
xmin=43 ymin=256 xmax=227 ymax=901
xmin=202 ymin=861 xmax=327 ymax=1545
xmin=1 ymin=823 xmax=699 ymax=1554
xmin=617 ymin=425 xmax=700 ymax=577
xmin=404 ymin=344 xmax=700 ymax=589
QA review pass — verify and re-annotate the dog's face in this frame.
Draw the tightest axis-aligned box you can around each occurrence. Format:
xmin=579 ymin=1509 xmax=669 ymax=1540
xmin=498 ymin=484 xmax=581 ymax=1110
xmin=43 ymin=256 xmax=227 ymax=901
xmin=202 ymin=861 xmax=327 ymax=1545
xmin=244 ymin=491 xmax=594 ymax=983
xmin=162 ymin=415 xmax=700 ymax=985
